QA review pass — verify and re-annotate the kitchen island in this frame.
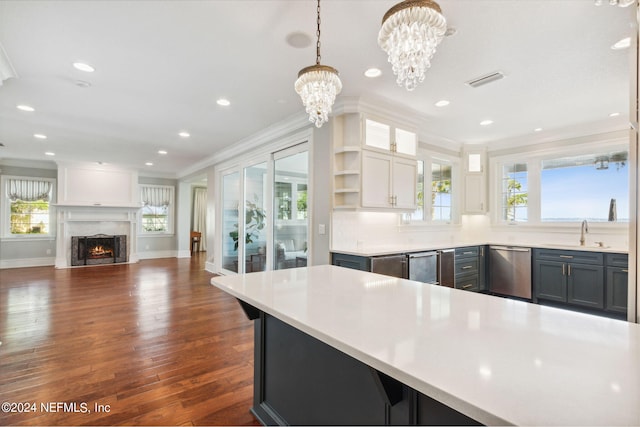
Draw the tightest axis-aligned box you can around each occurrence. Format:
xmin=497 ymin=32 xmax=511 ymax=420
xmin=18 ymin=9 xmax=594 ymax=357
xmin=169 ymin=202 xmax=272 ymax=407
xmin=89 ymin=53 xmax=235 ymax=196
xmin=211 ymin=265 xmax=640 ymax=426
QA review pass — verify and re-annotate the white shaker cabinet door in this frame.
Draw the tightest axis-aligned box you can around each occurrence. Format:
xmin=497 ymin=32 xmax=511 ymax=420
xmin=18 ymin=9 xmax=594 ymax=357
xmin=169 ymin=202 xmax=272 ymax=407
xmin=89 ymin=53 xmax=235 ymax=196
xmin=361 ymin=150 xmax=392 ymax=208
xmin=392 ymin=157 xmax=417 ymax=210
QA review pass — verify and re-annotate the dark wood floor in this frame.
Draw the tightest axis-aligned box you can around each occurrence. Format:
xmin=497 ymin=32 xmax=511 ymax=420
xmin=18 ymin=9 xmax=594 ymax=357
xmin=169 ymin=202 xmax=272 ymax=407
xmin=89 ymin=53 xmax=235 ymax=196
xmin=0 ymin=254 xmax=261 ymax=426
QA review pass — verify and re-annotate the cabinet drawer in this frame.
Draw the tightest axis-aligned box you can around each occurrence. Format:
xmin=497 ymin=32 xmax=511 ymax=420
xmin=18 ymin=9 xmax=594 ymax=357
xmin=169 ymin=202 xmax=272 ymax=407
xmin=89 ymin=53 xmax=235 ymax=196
xmin=455 ymin=274 xmax=479 ymax=292
xmin=605 ymin=253 xmax=628 ymax=268
xmin=331 ymin=253 xmax=371 ymax=271
xmin=455 ymin=246 xmax=479 ymax=259
xmin=533 ymin=248 xmax=603 ymax=265
xmin=455 ymin=259 xmax=479 ymax=275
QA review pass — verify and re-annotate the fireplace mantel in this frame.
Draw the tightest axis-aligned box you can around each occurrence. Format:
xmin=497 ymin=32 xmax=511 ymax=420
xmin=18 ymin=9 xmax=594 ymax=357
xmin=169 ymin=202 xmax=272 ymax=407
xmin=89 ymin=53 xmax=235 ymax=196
xmin=55 ymin=204 xmax=140 ymax=268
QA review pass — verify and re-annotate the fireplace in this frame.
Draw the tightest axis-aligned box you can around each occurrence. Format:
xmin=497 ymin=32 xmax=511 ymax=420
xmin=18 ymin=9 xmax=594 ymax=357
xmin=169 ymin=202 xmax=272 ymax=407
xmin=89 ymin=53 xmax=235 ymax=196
xmin=71 ymin=234 xmax=127 ymax=266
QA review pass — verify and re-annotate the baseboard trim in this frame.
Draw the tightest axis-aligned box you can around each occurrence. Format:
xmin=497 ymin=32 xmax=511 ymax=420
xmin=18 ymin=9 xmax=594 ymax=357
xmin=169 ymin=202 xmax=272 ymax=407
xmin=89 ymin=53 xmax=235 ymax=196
xmin=137 ymin=250 xmax=178 ymax=260
xmin=1 ymin=257 xmax=55 ymax=269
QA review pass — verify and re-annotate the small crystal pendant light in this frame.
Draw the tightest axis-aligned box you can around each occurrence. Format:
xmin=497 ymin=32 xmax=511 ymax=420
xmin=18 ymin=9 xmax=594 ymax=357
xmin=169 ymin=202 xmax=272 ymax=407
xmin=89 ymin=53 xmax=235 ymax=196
xmin=294 ymin=0 xmax=342 ymax=128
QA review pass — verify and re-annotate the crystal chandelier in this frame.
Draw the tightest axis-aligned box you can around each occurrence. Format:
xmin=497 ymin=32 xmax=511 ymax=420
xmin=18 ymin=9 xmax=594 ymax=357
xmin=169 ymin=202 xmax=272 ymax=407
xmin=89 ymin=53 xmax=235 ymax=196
xmin=378 ymin=0 xmax=447 ymax=91
xmin=295 ymin=0 xmax=342 ymax=128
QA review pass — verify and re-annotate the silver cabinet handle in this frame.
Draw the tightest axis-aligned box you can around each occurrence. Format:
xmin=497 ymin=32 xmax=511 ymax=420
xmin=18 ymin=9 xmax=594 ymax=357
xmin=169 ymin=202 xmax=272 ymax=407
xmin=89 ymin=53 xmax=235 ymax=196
xmin=568 ymin=264 xmax=572 ymax=276
xmin=462 ymin=265 xmax=473 ymax=270
xmin=559 ymin=255 xmax=573 ymax=259
xmin=562 ymin=264 xmax=565 ymax=275
xmin=462 ymin=284 xmax=473 ymax=289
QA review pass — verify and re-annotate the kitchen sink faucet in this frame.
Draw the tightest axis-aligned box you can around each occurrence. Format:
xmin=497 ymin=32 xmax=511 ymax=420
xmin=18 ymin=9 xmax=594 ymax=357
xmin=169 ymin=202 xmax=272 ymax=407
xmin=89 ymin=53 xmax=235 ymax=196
xmin=580 ymin=220 xmax=589 ymax=246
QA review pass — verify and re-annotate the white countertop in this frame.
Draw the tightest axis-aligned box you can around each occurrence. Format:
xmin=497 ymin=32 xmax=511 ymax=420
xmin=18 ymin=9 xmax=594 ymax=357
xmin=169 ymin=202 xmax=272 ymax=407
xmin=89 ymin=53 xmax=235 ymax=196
xmin=332 ymin=242 xmax=628 ymax=257
xmin=211 ymin=265 xmax=640 ymax=426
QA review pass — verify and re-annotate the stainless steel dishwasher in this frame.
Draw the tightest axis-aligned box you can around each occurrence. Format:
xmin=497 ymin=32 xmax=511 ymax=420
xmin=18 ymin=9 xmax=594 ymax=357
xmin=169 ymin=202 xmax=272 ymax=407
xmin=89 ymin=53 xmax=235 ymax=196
xmin=489 ymin=246 xmax=532 ymax=299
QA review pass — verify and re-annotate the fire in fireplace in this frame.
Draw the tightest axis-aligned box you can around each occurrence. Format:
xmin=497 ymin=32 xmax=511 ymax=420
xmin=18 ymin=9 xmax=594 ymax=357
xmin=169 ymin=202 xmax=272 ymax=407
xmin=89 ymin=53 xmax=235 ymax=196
xmin=71 ymin=234 xmax=127 ymax=266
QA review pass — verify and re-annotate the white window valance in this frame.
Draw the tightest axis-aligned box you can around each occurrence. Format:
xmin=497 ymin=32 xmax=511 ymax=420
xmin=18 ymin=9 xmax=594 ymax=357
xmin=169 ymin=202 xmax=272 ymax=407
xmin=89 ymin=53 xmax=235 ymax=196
xmin=141 ymin=185 xmax=172 ymax=207
xmin=7 ymin=178 xmax=52 ymax=202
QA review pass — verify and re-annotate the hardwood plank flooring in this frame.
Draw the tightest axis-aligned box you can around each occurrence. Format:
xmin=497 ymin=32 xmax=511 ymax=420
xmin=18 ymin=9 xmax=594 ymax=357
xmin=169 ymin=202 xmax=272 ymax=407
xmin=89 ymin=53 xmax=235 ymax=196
xmin=0 ymin=254 xmax=261 ymax=426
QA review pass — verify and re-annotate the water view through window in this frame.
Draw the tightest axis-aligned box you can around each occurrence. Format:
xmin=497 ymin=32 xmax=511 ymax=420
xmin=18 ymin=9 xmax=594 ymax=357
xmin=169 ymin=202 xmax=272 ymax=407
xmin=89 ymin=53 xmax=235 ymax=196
xmin=541 ymin=153 xmax=629 ymax=222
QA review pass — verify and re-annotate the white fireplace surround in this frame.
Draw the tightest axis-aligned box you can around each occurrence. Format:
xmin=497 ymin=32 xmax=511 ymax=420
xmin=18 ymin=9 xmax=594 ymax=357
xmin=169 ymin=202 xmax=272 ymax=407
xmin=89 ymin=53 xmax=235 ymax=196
xmin=55 ymin=205 xmax=140 ymax=268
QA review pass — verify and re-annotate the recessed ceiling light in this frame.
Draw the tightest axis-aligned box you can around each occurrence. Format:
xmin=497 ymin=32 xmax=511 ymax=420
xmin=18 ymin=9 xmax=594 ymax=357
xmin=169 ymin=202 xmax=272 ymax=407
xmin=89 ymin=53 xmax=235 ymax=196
xmin=17 ymin=105 xmax=35 ymax=112
xmin=609 ymin=112 xmax=621 ymax=117
xmin=534 ymin=127 xmax=543 ymax=132
xmin=158 ymin=150 xmax=168 ymax=155
xmin=612 ymin=37 xmax=631 ymax=50
xmin=44 ymin=151 xmax=55 ymax=156
xmin=73 ymin=62 xmax=95 ymax=72
xmin=480 ymin=119 xmax=494 ymax=126
xmin=178 ymin=131 xmax=190 ymax=138
xmin=435 ymin=99 xmax=450 ymax=107
xmin=34 ymin=133 xmax=47 ymax=139
xmin=145 ymin=162 xmax=153 ymax=166
xmin=364 ymin=68 xmax=382 ymax=78
xmin=216 ymin=98 xmax=231 ymax=106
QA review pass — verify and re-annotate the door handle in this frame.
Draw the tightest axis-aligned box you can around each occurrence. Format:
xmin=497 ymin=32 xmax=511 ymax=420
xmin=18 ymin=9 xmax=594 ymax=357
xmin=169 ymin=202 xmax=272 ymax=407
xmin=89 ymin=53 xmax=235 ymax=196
xmin=562 ymin=263 xmax=565 ymax=275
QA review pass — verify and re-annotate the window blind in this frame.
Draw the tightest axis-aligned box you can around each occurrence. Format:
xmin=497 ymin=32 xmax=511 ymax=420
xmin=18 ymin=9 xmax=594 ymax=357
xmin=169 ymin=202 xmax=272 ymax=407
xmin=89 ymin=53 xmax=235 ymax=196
xmin=141 ymin=185 xmax=172 ymax=207
xmin=7 ymin=179 xmax=52 ymax=202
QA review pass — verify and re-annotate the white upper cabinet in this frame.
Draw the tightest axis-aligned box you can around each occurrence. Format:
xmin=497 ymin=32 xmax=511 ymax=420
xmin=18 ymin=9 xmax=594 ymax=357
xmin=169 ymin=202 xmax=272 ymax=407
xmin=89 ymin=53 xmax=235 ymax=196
xmin=364 ymin=118 xmax=417 ymax=157
xmin=332 ymin=113 xmax=418 ymax=211
xmin=462 ymin=148 xmax=487 ymax=214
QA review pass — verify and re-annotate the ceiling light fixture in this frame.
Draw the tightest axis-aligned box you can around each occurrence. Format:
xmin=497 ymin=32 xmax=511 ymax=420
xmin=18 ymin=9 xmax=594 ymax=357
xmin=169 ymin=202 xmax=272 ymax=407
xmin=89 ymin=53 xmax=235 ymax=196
xmin=33 ymin=133 xmax=47 ymax=139
xmin=480 ymin=120 xmax=493 ymax=126
xmin=73 ymin=62 xmax=95 ymax=72
xmin=216 ymin=98 xmax=231 ymax=106
xmin=364 ymin=68 xmax=382 ymax=78
xmin=534 ymin=127 xmax=543 ymax=132
xmin=44 ymin=152 xmax=55 ymax=156
xmin=145 ymin=162 xmax=153 ymax=166
xmin=609 ymin=112 xmax=621 ymax=117
xmin=434 ymin=99 xmax=450 ymax=107
xmin=294 ymin=0 xmax=342 ymax=128
xmin=17 ymin=104 xmax=35 ymax=112
xmin=378 ymin=0 xmax=447 ymax=91
xmin=178 ymin=131 xmax=190 ymax=138
xmin=158 ymin=150 xmax=168 ymax=155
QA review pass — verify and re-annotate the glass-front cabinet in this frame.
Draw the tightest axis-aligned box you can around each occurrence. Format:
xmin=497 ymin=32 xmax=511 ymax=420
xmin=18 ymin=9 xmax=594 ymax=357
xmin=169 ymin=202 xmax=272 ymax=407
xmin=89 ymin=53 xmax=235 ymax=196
xmin=332 ymin=113 xmax=418 ymax=211
xmin=364 ymin=118 xmax=417 ymax=157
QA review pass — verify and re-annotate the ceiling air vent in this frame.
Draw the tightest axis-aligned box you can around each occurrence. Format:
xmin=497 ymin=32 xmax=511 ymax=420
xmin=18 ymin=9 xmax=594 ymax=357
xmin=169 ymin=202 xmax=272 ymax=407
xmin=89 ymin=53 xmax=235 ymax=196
xmin=466 ymin=71 xmax=505 ymax=88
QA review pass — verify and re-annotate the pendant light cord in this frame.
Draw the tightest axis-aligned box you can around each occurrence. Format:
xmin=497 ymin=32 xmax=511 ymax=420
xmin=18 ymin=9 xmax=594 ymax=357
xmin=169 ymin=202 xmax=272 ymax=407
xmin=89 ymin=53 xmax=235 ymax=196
xmin=316 ymin=0 xmax=321 ymax=65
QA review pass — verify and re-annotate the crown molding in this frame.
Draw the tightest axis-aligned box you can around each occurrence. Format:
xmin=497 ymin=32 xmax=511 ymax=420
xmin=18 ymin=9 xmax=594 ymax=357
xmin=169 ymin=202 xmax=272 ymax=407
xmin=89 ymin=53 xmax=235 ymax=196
xmin=177 ymin=110 xmax=309 ymax=179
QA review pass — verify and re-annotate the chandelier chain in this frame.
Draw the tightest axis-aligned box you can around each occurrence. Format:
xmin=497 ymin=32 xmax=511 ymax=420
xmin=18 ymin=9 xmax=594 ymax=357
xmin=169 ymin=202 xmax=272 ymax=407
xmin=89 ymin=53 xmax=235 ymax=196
xmin=316 ymin=0 xmax=321 ymax=65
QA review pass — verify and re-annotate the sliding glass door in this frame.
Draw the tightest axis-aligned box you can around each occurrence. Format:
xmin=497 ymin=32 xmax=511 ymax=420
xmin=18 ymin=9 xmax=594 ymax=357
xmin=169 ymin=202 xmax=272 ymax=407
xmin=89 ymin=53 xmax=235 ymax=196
xmin=221 ymin=171 xmax=240 ymax=273
xmin=274 ymin=146 xmax=309 ymax=270
xmin=244 ymin=162 xmax=268 ymax=272
xmin=218 ymin=142 xmax=309 ymax=274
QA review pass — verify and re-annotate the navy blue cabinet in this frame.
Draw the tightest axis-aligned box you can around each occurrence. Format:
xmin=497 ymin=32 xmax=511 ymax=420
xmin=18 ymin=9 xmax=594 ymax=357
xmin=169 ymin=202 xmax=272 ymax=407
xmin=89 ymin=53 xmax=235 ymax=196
xmin=454 ymin=246 xmax=482 ymax=292
xmin=605 ymin=253 xmax=628 ymax=315
xmin=533 ymin=249 xmax=625 ymax=316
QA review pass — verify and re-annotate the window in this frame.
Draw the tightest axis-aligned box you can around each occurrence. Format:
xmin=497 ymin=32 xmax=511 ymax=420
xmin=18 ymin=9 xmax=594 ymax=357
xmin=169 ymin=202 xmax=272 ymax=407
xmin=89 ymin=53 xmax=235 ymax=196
xmin=411 ymin=155 xmax=457 ymax=223
xmin=431 ymin=162 xmax=452 ymax=221
xmin=140 ymin=185 xmax=174 ymax=233
xmin=500 ymin=163 xmax=528 ymax=222
xmin=541 ymin=152 xmax=628 ymax=222
xmin=494 ymin=145 xmax=629 ymax=224
xmin=3 ymin=177 xmax=55 ymax=237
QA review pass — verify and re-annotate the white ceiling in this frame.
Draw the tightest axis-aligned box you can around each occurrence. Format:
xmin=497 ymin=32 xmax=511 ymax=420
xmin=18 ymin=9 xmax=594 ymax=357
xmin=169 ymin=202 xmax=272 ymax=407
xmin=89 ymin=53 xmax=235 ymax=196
xmin=0 ymin=0 xmax=635 ymax=177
